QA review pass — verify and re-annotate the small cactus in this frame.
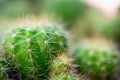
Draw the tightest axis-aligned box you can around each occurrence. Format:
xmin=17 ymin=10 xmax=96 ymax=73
xmin=73 ymin=38 xmax=118 ymax=80
xmin=49 ymin=53 xmax=80 ymax=80
xmin=3 ymin=25 xmax=67 ymax=80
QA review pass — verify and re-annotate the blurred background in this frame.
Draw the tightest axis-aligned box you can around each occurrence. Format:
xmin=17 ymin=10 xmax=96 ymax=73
xmin=0 ymin=0 xmax=119 ymax=41
xmin=0 ymin=0 xmax=120 ymax=80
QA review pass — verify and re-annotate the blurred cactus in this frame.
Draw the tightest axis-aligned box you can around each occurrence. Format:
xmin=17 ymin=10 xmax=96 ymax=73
xmin=3 ymin=25 xmax=67 ymax=79
xmin=73 ymin=38 xmax=118 ymax=80
xmin=43 ymin=0 xmax=88 ymax=23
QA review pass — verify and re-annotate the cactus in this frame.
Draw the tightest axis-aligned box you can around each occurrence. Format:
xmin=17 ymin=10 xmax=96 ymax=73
xmin=49 ymin=53 xmax=80 ymax=80
xmin=0 ymin=60 xmax=5 ymax=80
xmin=3 ymin=25 xmax=67 ymax=80
xmin=0 ymin=46 xmax=8 ymax=80
xmin=0 ymin=54 xmax=9 ymax=80
xmin=73 ymin=38 xmax=118 ymax=80
xmin=43 ymin=0 xmax=88 ymax=23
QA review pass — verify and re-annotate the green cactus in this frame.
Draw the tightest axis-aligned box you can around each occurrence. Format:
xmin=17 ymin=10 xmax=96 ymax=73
xmin=0 ymin=55 xmax=8 ymax=80
xmin=73 ymin=38 xmax=118 ymax=80
xmin=3 ymin=25 xmax=67 ymax=80
xmin=0 ymin=61 xmax=5 ymax=79
xmin=50 ymin=73 xmax=77 ymax=80
xmin=49 ymin=53 xmax=80 ymax=80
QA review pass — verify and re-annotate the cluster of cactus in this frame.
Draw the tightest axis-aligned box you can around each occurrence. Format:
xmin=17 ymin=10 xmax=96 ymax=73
xmin=0 ymin=17 xmax=119 ymax=80
xmin=73 ymin=38 xmax=118 ymax=80
xmin=2 ymin=24 xmax=67 ymax=80
xmin=49 ymin=53 xmax=79 ymax=80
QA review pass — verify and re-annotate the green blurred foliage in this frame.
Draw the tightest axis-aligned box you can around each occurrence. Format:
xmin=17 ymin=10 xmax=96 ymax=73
xmin=0 ymin=0 xmax=119 ymax=43
xmin=0 ymin=0 xmax=43 ymax=18
xmin=69 ymin=7 xmax=120 ymax=43
xmin=86 ymin=8 xmax=120 ymax=41
xmin=43 ymin=0 xmax=88 ymax=23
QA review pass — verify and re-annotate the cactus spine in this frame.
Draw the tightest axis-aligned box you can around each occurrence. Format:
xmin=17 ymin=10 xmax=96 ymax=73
xmin=3 ymin=24 xmax=67 ymax=80
xmin=49 ymin=53 xmax=80 ymax=80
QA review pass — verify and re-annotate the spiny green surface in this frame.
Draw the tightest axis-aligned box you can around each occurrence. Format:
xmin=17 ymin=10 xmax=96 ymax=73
xmin=50 ymin=53 xmax=78 ymax=80
xmin=0 ymin=61 xmax=5 ymax=80
xmin=74 ymin=39 xmax=118 ymax=80
xmin=3 ymin=25 xmax=67 ymax=80
xmin=51 ymin=73 xmax=76 ymax=80
xmin=0 ymin=56 xmax=8 ymax=80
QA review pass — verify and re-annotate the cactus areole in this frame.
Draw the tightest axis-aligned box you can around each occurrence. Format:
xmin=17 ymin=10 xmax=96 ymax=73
xmin=3 ymin=25 xmax=67 ymax=79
